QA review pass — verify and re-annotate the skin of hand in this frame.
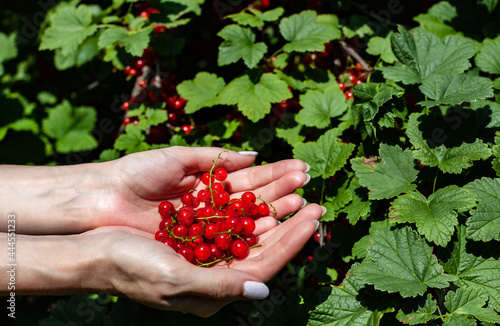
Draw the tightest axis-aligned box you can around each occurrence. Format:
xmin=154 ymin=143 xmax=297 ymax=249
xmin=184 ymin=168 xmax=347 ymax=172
xmin=0 ymin=204 xmax=322 ymax=317
xmin=0 ymin=146 xmax=310 ymax=235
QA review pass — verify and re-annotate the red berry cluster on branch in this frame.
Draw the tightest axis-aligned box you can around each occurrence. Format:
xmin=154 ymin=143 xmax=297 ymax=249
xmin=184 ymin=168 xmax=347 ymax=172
xmin=338 ymin=62 xmax=367 ymax=100
xmin=154 ymin=152 xmax=274 ymax=266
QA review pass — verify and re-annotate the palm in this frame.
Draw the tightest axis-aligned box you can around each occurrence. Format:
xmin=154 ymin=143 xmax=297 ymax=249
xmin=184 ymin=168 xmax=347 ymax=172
xmin=94 ymin=147 xmax=309 ymax=233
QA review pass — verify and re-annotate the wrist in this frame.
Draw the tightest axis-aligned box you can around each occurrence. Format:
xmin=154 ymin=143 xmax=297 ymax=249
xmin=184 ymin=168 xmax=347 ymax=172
xmin=0 ymin=163 xmax=109 ymax=235
xmin=0 ymin=232 xmax=108 ymax=295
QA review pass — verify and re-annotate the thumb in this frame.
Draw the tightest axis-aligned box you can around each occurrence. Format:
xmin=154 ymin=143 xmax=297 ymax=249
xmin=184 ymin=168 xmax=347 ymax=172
xmin=185 ymin=266 xmax=269 ymax=300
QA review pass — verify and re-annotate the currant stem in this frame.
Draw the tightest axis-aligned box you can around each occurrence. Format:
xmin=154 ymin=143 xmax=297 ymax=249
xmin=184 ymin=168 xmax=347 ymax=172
xmin=257 ymin=196 xmax=278 ymax=219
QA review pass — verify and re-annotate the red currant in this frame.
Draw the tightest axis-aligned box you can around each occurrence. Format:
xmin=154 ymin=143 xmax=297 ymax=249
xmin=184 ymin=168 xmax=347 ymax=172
xmin=155 ymin=230 xmax=169 ymax=241
xmin=231 ymin=239 xmax=249 ymax=258
xmin=194 ymin=243 xmax=211 ymax=262
xmin=214 ymin=233 xmax=233 ymax=250
xmin=201 ymin=172 xmax=215 ymax=185
xmin=241 ymin=192 xmax=256 ymax=205
xmin=177 ymin=207 xmax=195 ymax=226
xmin=177 ymin=246 xmax=194 ymax=262
xmin=241 ymin=217 xmax=256 ymax=236
xmin=158 ymin=200 xmax=175 ymax=218
xmin=197 ymin=189 xmax=211 ymax=203
xmin=214 ymin=168 xmax=228 ymax=181
xmin=258 ymin=203 xmax=270 ymax=216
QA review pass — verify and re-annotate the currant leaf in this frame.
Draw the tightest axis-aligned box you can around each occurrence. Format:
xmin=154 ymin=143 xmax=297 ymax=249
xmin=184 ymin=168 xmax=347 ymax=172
xmin=407 ymin=112 xmax=492 ymax=174
xmin=395 ymin=294 xmax=439 ymax=325
xmin=114 ymin=124 xmax=150 ymax=154
xmin=413 ymin=1 xmax=458 ymax=38
xmin=293 ymin=128 xmax=355 ymax=179
xmin=464 ymin=177 xmax=500 ymax=242
xmin=389 ymin=186 xmax=476 ymax=246
xmin=366 ymin=33 xmax=397 ymax=64
xmin=98 ymin=26 xmax=152 ymax=57
xmin=444 ymin=287 xmax=500 ymax=324
xmin=177 ymin=72 xmax=226 ymax=114
xmin=41 ymin=100 xmax=98 ymax=154
xmin=475 ymin=35 xmax=500 ymax=74
xmin=443 ymin=226 xmax=500 ymax=312
xmin=227 ymin=7 xmax=284 ymax=28
xmin=307 ymin=264 xmax=389 ymax=326
xmin=352 ymin=226 xmax=457 ymax=297
xmin=418 ymin=73 xmax=494 ymax=107
xmin=296 ymin=86 xmax=348 ymax=128
xmin=217 ymin=73 xmax=291 ymax=122
xmin=380 ymin=26 xmax=477 ymax=84
xmin=39 ymin=5 xmax=98 ymax=56
xmin=275 ymin=125 xmax=305 ymax=147
xmin=217 ymin=25 xmax=267 ymax=68
xmin=280 ymin=10 xmax=340 ymax=53
xmin=351 ymin=143 xmax=418 ymax=200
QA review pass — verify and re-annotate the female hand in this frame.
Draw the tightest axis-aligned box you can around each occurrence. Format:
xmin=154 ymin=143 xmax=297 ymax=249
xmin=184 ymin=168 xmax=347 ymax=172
xmin=82 ymin=204 xmax=323 ymax=317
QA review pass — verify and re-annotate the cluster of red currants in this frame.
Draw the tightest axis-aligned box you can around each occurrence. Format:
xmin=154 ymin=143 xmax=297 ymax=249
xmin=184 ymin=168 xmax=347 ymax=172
xmin=337 ymin=62 xmax=367 ymax=100
xmin=154 ymin=155 xmax=273 ymax=266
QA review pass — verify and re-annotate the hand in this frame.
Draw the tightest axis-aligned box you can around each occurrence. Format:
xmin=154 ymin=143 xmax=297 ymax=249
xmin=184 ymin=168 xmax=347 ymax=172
xmin=85 ymin=204 xmax=323 ymax=317
xmin=92 ymin=146 xmax=310 ymax=234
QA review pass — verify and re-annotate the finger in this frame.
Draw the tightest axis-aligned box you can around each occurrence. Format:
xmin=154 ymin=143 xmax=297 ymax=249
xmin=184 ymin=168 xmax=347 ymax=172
xmin=239 ymin=219 xmax=319 ymax=281
xmin=225 ymin=159 xmax=308 ymax=193
xmin=258 ymin=204 xmax=323 ymax=243
xmin=161 ymin=146 xmax=258 ymax=174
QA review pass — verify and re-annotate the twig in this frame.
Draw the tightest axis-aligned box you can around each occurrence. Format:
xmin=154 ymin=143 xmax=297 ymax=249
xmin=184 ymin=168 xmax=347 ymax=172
xmin=338 ymin=40 xmax=371 ymax=72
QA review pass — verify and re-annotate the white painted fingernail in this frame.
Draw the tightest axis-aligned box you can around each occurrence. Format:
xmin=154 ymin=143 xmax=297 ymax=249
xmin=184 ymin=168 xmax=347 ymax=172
xmin=313 ymin=220 xmax=320 ymax=231
xmin=238 ymin=151 xmax=259 ymax=156
xmin=304 ymin=163 xmax=310 ymax=173
xmin=300 ymin=198 xmax=307 ymax=208
xmin=320 ymin=206 xmax=327 ymax=217
xmin=243 ymin=281 xmax=269 ymax=300
xmin=301 ymin=173 xmax=311 ymax=187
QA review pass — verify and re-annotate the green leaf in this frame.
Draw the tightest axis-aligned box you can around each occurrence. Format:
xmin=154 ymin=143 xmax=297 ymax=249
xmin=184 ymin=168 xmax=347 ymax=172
xmin=0 ymin=32 xmax=17 ymax=67
xmin=54 ymin=35 xmax=99 ymax=70
xmin=177 ymin=72 xmax=226 ymax=114
xmin=280 ymin=10 xmax=340 ymax=53
xmin=98 ymin=26 xmax=152 ymax=57
xmin=396 ymin=294 xmax=439 ymax=325
xmin=217 ymin=73 xmax=291 ymax=122
xmin=352 ymin=83 xmax=404 ymax=124
xmin=464 ymin=177 xmax=500 ymax=242
xmin=341 ymin=14 xmax=374 ymax=38
xmin=418 ymin=73 xmax=494 ymax=107
xmin=445 ymin=287 xmax=500 ymax=324
xmin=341 ymin=177 xmax=371 ymax=225
xmin=276 ymin=124 xmax=305 ymax=146
xmin=42 ymin=100 xmax=98 ymax=153
xmin=114 ymin=124 xmax=150 ymax=154
xmin=307 ymin=264 xmax=387 ymax=326
xmin=475 ymin=36 xmax=500 ymax=75
xmin=351 ymin=144 xmax=418 ymax=200
xmin=40 ymin=5 xmax=98 ymax=56
xmin=413 ymin=1 xmax=458 ymax=38
xmin=366 ymin=34 xmax=396 ymax=64
xmin=227 ymin=7 xmax=284 ymax=28
xmin=217 ymin=25 xmax=267 ymax=69
xmin=407 ymin=113 xmax=492 ymax=174
xmin=353 ymin=226 xmax=456 ymax=297
xmin=389 ymin=186 xmax=476 ymax=246
xmin=380 ymin=26 xmax=477 ymax=84
xmin=492 ymin=132 xmax=500 ymax=176
xmin=94 ymin=149 xmax=120 ymax=162
xmin=144 ymin=108 xmax=168 ymax=126
xmin=293 ymin=129 xmax=355 ymax=179
xmin=296 ymin=86 xmax=347 ymax=128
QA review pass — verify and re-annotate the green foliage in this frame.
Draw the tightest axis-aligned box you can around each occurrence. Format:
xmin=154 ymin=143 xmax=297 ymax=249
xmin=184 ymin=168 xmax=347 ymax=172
xmin=4 ymin=0 xmax=500 ymax=325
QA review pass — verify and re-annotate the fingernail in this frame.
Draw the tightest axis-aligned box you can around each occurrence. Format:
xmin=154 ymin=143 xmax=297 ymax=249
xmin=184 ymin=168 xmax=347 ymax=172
xmin=301 ymin=173 xmax=311 ymax=187
xmin=313 ymin=220 xmax=320 ymax=231
xmin=320 ymin=206 xmax=327 ymax=217
xmin=243 ymin=281 xmax=269 ymax=300
xmin=238 ymin=151 xmax=259 ymax=156
xmin=304 ymin=163 xmax=310 ymax=173
xmin=300 ymin=198 xmax=307 ymax=208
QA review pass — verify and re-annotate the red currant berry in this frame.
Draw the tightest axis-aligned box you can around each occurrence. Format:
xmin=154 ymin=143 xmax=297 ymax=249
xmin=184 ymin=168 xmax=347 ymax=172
xmin=222 ymin=216 xmax=243 ymax=234
xmin=204 ymin=223 xmax=219 ymax=239
xmin=214 ymin=233 xmax=233 ymax=250
xmin=214 ymin=191 xmax=230 ymax=208
xmin=210 ymin=244 xmax=224 ymax=260
xmin=158 ymin=200 xmax=175 ymax=218
xmin=258 ymin=203 xmax=270 ymax=216
xmin=177 ymin=246 xmax=194 ymax=262
xmin=241 ymin=192 xmax=256 ymax=206
xmin=181 ymin=192 xmax=199 ymax=207
xmin=338 ymin=82 xmax=346 ymax=91
xmin=313 ymin=231 xmax=320 ymax=243
xmin=172 ymin=224 xmax=188 ymax=238
xmin=138 ymin=80 xmax=147 ymax=88
xmin=181 ymin=125 xmax=193 ymax=134
xmin=345 ymin=91 xmax=354 ymax=100
xmin=201 ymin=172 xmax=215 ymax=185
xmin=121 ymin=101 xmax=130 ymax=110
xmin=163 ymin=237 xmax=177 ymax=249
xmin=188 ymin=223 xmax=204 ymax=238
xmin=194 ymin=243 xmax=211 ymax=262
xmin=211 ymin=182 xmax=225 ymax=193
xmin=241 ymin=217 xmax=256 ymax=235
xmin=177 ymin=207 xmax=195 ymax=226
xmin=197 ymin=189 xmax=211 ymax=203
xmin=154 ymin=24 xmax=168 ymax=34
xmin=231 ymin=239 xmax=249 ymax=258
xmin=155 ymin=230 xmax=168 ymax=241
xmin=244 ymin=234 xmax=257 ymax=247
xmin=139 ymin=11 xmax=149 ymax=18
xmin=214 ymin=168 xmax=228 ymax=181
xmin=158 ymin=217 xmax=173 ymax=231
